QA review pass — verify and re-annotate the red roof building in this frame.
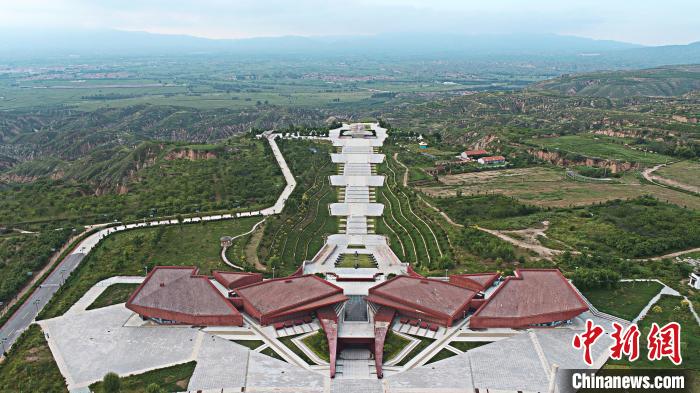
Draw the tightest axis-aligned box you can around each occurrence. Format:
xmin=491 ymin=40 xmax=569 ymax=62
xmin=366 ymin=276 xmax=477 ymax=327
xmin=477 ymin=155 xmax=506 ymax=164
xmin=235 ymin=275 xmax=348 ymax=325
xmin=449 ymin=273 xmax=499 ymax=292
xmin=212 ymin=271 xmax=263 ymax=290
xmin=461 ymin=149 xmax=489 ymax=159
xmin=126 ymin=266 xmax=243 ymax=326
xmin=469 ymin=269 xmax=588 ymax=329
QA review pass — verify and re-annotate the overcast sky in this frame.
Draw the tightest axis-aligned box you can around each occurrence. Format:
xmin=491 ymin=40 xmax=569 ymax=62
xmin=1 ymin=0 xmax=698 ymax=46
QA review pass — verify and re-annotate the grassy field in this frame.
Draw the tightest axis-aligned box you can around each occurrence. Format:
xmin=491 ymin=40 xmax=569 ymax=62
xmin=655 ymin=160 xmax=700 ymax=189
xmin=396 ymin=336 xmax=436 ymax=367
xmin=279 ymin=335 xmax=316 ymax=365
xmin=260 ymin=347 xmax=286 ymax=362
xmin=450 ymin=341 xmax=489 ymax=352
xmin=426 ymin=348 xmax=457 ymax=364
xmin=231 ymin=340 xmax=264 ymax=350
xmin=86 ymin=283 xmax=140 ymax=310
xmin=0 ymin=324 xmax=67 ymax=392
xmin=38 ymin=217 xmax=260 ymax=319
xmin=580 ymin=281 xmax=663 ymax=320
xmin=531 ymin=135 xmax=674 ymax=165
xmin=426 ymin=166 xmax=700 ymax=210
xmin=607 ymin=295 xmax=699 ymax=373
xmin=89 ymin=361 xmax=196 ymax=393
xmin=301 ymin=332 xmax=330 ymax=362
xmin=383 ymin=331 xmax=412 ymax=362
xmin=336 ymin=253 xmax=377 ymax=268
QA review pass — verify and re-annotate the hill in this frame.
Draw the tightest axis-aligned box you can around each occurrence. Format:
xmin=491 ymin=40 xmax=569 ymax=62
xmin=531 ymin=65 xmax=700 ymax=98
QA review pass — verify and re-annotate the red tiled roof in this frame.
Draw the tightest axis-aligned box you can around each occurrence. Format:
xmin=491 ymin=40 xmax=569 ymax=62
xmin=236 ymin=275 xmax=347 ymax=322
xmin=480 ymin=155 xmax=506 ymax=162
xmin=126 ymin=266 xmax=242 ymax=326
xmin=470 ymin=269 xmax=588 ymax=328
xmin=449 ymin=273 xmax=499 ymax=292
xmin=212 ymin=271 xmax=263 ymax=290
xmin=367 ymin=276 xmax=476 ymax=320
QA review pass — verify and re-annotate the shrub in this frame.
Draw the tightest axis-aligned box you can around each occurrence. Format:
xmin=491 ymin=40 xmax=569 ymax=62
xmin=102 ymin=372 xmax=121 ymax=393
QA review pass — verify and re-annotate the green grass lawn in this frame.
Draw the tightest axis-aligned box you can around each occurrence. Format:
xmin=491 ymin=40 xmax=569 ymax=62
xmin=426 ymin=348 xmax=458 ymax=364
xmin=38 ymin=217 xmax=260 ymax=320
xmin=301 ymin=332 xmax=330 ymax=362
xmin=656 ymin=160 xmax=700 ymax=188
xmin=260 ymin=347 xmax=286 ymax=362
xmin=0 ymin=324 xmax=67 ymax=392
xmin=606 ymin=295 xmax=699 ymax=377
xmin=580 ymin=281 xmax=663 ymax=321
xmin=86 ymin=283 xmax=140 ymax=310
xmin=231 ymin=340 xmax=264 ymax=350
xmin=279 ymin=335 xmax=316 ymax=365
xmin=335 ymin=253 xmax=377 ymax=268
xmin=89 ymin=361 xmax=196 ymax=393
xmin=396 ymin=336 xmax=436 ymax=366
xmin=450 ymin=341 xmax=489 ymax=352
xmin=383 ymin=331 xmax=411 ymax=362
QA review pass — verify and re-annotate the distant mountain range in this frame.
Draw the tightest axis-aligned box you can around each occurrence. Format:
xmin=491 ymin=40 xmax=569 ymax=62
xmin=1 ymin=29 xmax=699 ymax=72
xmin=0 ymin=30 xmax=643 ymax=57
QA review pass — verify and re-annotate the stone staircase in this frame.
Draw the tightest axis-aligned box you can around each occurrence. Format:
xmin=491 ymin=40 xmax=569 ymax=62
xmin=336 ymin=348 xmax=374 ymax=379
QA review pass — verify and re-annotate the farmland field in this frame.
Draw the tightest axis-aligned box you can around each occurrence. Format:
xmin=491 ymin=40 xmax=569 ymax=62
xmin=654 ymin=160 xmax=700 ymax=192
xmin=424 ymin=166 xmax=700 ymax=210
xmin=530 ymin=135 xmax=674 ymax=165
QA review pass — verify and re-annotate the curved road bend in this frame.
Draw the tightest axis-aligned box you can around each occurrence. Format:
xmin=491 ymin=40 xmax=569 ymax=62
xmin=0 ymin=132 xmax=295 ymax=352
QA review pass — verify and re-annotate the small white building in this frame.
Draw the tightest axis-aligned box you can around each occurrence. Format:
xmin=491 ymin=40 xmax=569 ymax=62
xmin=690 ymin=272 xmax=700 ymax=289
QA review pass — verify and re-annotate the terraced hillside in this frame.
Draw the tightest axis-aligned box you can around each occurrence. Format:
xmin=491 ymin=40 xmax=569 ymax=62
xmin=532 ymin=65 xmax=700 ymax=98
xmin=256 ymin=139 xmax=336 ymax=275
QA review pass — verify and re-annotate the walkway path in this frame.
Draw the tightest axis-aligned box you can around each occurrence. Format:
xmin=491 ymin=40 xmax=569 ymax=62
xmin=474 ymin=225 xmax=564 ymax=259
xmin=0 ymin=132 xmax=296 ymax=352
xmin=220 ymin=217 xmax=266 ymax=270
xmin=634 ymin=247 xmax=700 ymax=261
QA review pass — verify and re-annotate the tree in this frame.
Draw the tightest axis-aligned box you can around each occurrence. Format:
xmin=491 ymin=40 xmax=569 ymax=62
xmin=101 ymin=372 xmax=121 ymax=393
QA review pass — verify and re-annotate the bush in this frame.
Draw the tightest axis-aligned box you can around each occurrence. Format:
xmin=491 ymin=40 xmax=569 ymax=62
xmin=569 ymin=267 xmax=620 ymax=290
xmin=102 ymin=372 xmax=121 ymax=393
